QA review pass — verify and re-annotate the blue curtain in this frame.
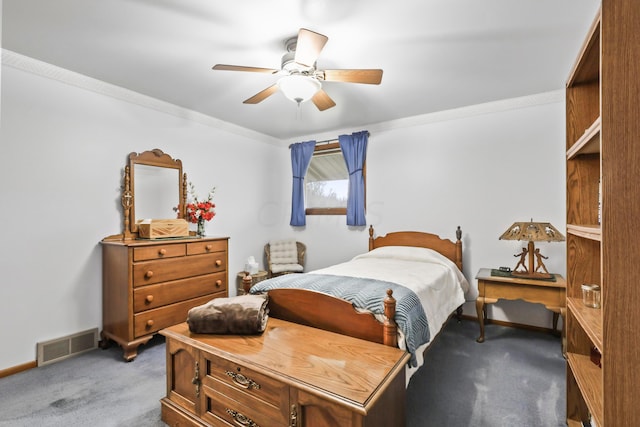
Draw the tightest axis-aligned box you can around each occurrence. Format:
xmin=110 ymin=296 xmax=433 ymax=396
xmin=290 ymin=140 xmax=316 ymax=226
xmin=339 ymin=131 xmax=368 ymax=226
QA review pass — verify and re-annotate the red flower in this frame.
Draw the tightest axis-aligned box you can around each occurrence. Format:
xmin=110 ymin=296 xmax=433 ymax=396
xmin=184 ymin=183 xmax=216 ymax=224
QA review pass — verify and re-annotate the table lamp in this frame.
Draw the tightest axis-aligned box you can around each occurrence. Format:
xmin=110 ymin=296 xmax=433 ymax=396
xmin=499 ymin=219 xmax=565 ymax=279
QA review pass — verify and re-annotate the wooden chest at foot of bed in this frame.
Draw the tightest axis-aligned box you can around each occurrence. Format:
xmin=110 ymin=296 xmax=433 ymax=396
xmin=160 ymin=319 xmax=410 ymax=427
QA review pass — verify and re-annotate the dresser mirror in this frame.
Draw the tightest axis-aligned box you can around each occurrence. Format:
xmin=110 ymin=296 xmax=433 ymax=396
xmin=122 ymin=149 xmax=186 ymax=239
xmin=133 ymin=164 xmax=179 ymax=222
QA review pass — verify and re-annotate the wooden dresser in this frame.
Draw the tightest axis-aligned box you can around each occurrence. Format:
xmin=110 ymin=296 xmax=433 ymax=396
xmin=101 ymin=236 xmax=229 ymax=361
xmin=160 ymin=318 xmax=409 ymax=427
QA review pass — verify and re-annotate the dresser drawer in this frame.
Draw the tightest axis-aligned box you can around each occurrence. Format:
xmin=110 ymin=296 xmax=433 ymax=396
xmin=202 ymin=384 xmax=289 ymax=427
xmin=133 ymin=244 xmax=186 ymax=261
xmin=204 ymin=354 xmax=288 ymax=411
xmin=133 ymin=272 xmax=227 ymax=312
xmin=133 ymin=253 xmax=227 ymax=287
xmin=134 ymin=294 xmax=222 ymax=337
xmin=187 ymin=240 xmax=227 ymax=256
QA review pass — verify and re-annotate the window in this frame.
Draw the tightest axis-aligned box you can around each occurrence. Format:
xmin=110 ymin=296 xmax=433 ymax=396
xmin=305 ymin=142 xmax=366 ymax=215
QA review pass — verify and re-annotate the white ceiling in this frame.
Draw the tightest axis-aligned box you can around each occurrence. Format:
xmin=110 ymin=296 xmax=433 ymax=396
xmin=2 ymin=0 xmax=600 ymax=140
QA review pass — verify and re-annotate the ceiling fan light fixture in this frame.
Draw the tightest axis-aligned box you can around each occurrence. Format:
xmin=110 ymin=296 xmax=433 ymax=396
xmin=277 ymin=75 xmax=321 ymax=104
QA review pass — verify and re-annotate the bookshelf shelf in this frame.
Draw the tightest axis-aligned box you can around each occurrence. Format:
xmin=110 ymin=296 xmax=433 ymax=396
xmin=567 ymin=297 xmax=602 ymax=353
xmin=567 ymin=353 xmax=603 ymax=426
xmin=566 ymin=224 xmax=601 ymax=241
xmin=567 ymin=117 xmax=601 ymax=160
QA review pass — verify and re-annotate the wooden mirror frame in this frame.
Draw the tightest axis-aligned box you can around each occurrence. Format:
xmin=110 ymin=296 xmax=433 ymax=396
xmin=122 ymin=149 xmax=187 ymax=240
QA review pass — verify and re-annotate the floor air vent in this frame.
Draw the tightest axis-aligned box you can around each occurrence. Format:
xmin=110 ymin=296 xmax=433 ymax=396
xmin=37 ymin=328 xmax=99 ymax=366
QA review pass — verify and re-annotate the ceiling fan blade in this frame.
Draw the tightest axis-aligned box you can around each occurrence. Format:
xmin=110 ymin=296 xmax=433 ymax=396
xmin=294 ymin=28 xmax=328 ymax=67
xmin=311 ymin=90 xmax=336 ymax=111
xmin=322 ymin=69 xmax=383 ymax=84
xmin=243 ymin=84 xmax=279 ymax=104
xmin=213 ymin=64 xmax=278 ymax=73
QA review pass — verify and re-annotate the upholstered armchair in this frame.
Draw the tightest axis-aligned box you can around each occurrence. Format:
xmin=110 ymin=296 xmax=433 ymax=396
xmin=264 ymin=240 xmax=306 ymax=278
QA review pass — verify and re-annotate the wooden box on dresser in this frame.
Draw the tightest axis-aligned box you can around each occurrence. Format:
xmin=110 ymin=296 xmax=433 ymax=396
xmin=101 ymin=236 xmax=229 ymax=361
xmin=160 ymin=318 xmax=409 ymax=427
xmin=565 ymin=2 xmax=640 ymax=426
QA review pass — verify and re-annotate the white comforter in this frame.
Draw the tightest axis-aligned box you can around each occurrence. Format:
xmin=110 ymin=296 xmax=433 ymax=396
xmin=310 ymin=245 xmax=470 ymax=382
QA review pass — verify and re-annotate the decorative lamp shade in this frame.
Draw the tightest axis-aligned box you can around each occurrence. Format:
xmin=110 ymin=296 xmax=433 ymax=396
xmin=499 ymin=221 xmax=565 ymax=243
xmin=278 ymin=75 xmax=321 ymax=104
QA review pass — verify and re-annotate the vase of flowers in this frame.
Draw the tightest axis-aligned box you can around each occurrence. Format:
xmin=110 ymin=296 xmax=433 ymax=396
xmin=196 ymin=217 xmax=206 ymax=237
xmin=185 ymin=182 xmax=216 ymax=237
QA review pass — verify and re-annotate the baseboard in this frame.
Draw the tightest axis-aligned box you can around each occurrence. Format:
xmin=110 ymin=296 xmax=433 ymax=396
xmin=459 ymin=314 xmax=561 ymax=335
xmin=0 ymin=360 xmax=37 ymax=378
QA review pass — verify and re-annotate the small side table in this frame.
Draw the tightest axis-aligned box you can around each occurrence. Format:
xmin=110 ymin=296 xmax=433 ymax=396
xmin=475 ymin=268 xmax=566 ymax=351
xmin=236 ymin=270 xmax=267 ymax=294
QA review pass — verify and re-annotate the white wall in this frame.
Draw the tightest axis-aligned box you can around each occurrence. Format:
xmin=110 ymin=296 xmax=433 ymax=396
xmin=0 ymin=52 xmax=566 ymax=372
xmin=0 ymin=57 xmax=291 ymax=371
xmin=288 ymin=94 xmax=567 ymax=332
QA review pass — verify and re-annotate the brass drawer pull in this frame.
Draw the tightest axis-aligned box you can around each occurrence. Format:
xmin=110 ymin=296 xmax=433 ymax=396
xmin=191 ymin=361 xmax=200 ymax=398
xmin=290 ymin=404 xmax=297 ymax=427
xmin=225 ymin=370 xmax=260 ymax=390
xmin=225 ymin=409 xmax=259 ymax=427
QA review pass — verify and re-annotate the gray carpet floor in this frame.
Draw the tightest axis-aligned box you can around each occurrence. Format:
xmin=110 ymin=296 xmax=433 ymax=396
xmin=406 ymin=319 xmax=566 ymax=426
xmin=0 ymin=319 xmax=565 ymax=426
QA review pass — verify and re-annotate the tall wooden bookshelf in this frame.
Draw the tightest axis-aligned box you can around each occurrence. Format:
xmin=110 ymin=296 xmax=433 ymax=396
xmin=565 ymin=2 xmax=640 ymax=426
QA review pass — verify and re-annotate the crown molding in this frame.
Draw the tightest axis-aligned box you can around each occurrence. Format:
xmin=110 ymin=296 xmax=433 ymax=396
xmin=368 ymin=90 xmax=564 ymax=134
xmin=1 ymin=49 xmax=281 ymax=146
xmin=289 ymin=90 xmax=564 ymax=145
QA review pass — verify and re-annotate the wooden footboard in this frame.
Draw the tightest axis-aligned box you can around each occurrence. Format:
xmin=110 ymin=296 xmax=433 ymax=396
xmin=265 ymin=288 xmax=398 ymax=347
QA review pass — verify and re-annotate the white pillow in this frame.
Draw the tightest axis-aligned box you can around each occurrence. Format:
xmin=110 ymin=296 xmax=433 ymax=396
xmin=353 ymin=245 xmax=445 ymax=263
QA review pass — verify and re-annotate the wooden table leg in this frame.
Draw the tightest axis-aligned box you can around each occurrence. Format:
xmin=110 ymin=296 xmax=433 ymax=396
xmin=476 ymin=296 xmax=486 ymax=343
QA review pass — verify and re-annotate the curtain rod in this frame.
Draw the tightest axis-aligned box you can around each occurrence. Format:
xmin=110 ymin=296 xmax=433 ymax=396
xmin=288 ymin=131 xmax=370 ymax=149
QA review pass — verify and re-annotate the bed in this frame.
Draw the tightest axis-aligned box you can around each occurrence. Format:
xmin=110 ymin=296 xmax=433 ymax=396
xmin=247 ymin=225 xmax=469 ymax=381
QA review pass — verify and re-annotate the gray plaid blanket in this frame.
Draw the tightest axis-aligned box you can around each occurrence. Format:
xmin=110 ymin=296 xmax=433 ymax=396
xmin=250 ymin=273 xmax=429 ymax=366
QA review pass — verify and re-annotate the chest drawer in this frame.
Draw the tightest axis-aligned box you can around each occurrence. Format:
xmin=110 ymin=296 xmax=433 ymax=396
xmin=134 ymin=294 xmax=221 ymax=337
xmin=204 ymin=354 xmax=288 ymax=411
xmin=133 ymin=253 xmax=226 ymax=287
xmin=202 ymin=384 xmax=288 ymax=427
xmin=133 ymin=244 xmax=186 ymax=261
xmin=133 ymin=272 xmax=227 ymax=312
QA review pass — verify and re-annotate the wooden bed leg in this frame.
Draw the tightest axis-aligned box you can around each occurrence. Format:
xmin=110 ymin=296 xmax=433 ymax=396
xmin=456 ymin=305 xmax=463 ymax=322
xmin=383 ymin=289 xmax=398 ymax=347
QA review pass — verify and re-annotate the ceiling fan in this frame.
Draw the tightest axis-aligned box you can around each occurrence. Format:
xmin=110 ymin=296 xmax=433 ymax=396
xmin=212 ymin=28 xmax=383 ymax=111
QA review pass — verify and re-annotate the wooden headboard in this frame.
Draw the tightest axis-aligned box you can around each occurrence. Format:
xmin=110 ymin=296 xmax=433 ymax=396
xmin=368 ymin=225 xmax=463 ymax=271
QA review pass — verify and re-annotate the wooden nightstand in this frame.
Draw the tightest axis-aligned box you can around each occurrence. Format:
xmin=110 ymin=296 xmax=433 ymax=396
xmin=475 ymin=268 xmax=566 ymax=350
xmin=236 ymin=270 xmax=267 ymax=294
